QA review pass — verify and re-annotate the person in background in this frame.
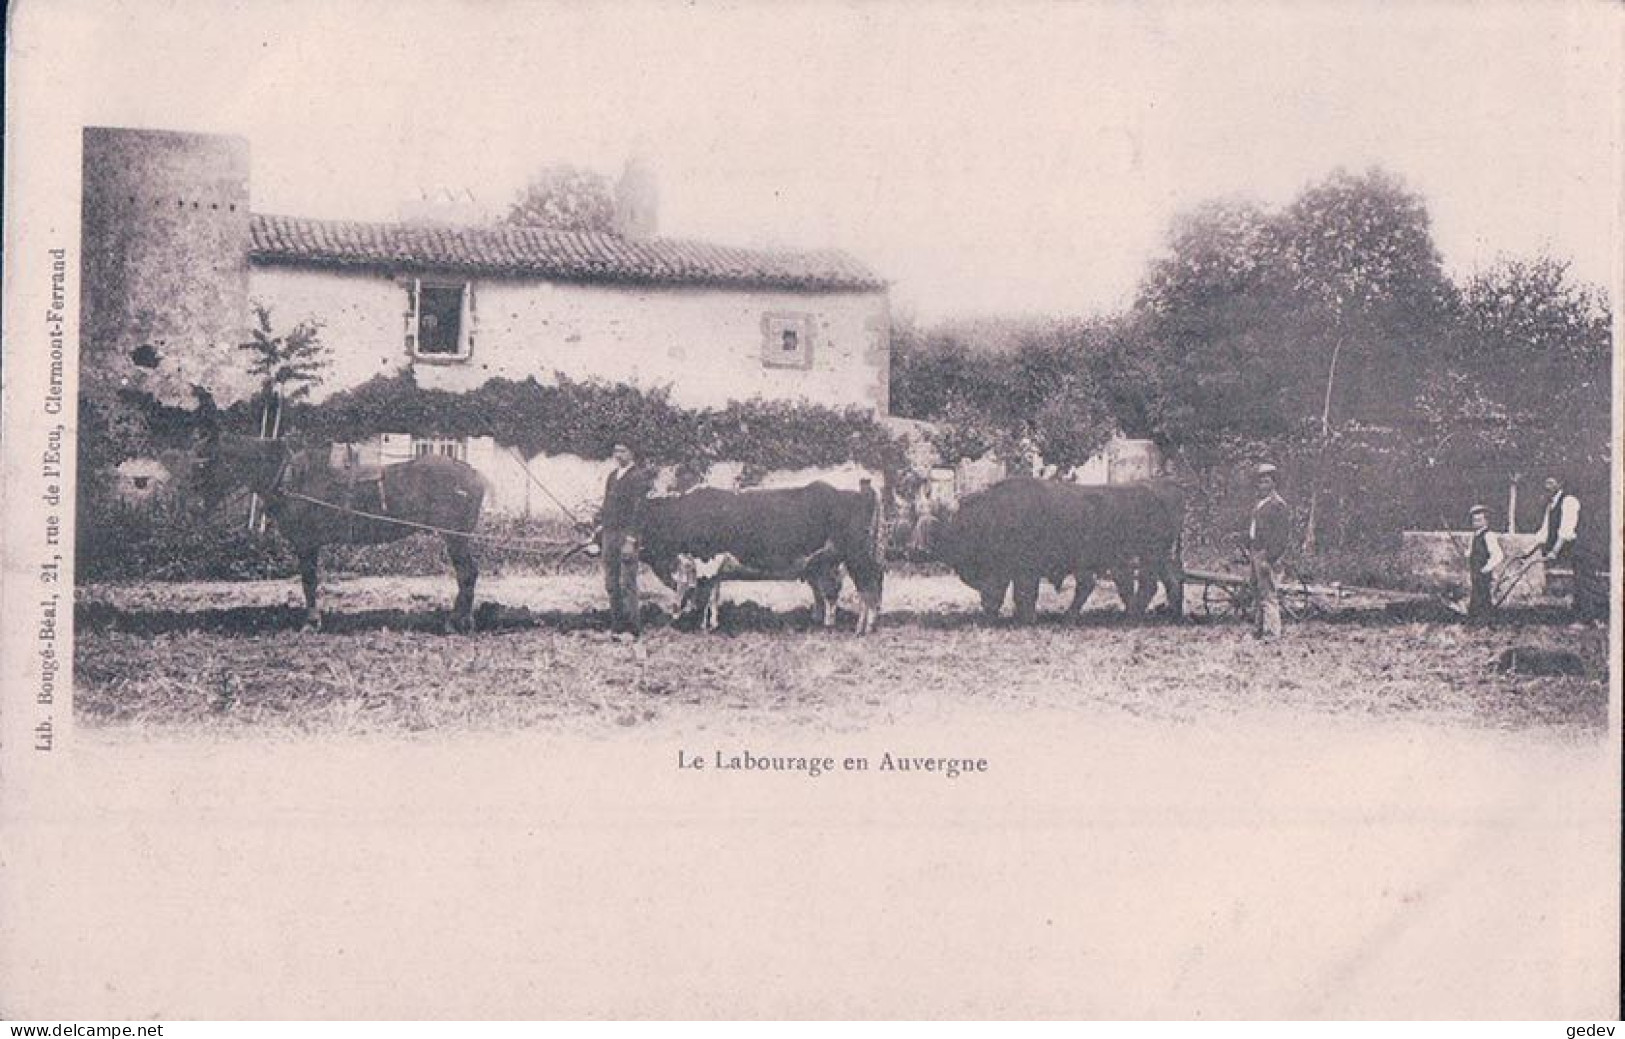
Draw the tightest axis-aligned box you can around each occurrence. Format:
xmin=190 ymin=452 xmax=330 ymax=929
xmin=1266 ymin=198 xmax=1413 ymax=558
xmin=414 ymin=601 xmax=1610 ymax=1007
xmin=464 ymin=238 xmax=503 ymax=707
xmin=1247 ymin=463 xmax=1292 ymax=639
xmin=600 ymin=442 xmax=654 ymax=636
xmin=1466 ymin=504 xmax=1504 ymax=620
xmin=1525 ymin=473 xmax=1606 ymax=619
xmin=1526 ymin=475 xmax=1579 ymax=568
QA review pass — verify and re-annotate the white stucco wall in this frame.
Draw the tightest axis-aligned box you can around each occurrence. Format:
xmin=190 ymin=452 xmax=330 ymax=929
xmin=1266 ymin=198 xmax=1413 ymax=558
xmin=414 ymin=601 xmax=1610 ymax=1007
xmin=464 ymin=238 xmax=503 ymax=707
xmin=249 ymin=265 xmax=890 ymax=413
xmin=249 ymin=267 xmax=409 ymax=398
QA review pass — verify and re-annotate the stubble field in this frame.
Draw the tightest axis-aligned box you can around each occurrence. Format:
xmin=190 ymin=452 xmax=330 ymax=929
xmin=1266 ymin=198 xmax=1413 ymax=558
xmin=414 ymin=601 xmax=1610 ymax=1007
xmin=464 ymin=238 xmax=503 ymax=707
xmin=74 ymin=572 xmax=1608 ymax=737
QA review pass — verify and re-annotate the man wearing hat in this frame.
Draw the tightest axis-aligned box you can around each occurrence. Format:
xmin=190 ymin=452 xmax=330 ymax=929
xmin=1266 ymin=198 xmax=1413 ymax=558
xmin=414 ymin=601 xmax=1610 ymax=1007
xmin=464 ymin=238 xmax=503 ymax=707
xmin=600 ymin=441 xmax=654 ymax=635
xmin=1247 ymin=464 xmax=1292 ymax=638
xmin=1466 ymin=504 xmax=1504 ymax=619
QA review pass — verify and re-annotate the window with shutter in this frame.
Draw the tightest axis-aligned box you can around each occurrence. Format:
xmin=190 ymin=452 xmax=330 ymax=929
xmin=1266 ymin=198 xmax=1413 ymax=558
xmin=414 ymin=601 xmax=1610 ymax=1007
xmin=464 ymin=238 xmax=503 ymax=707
xmin=404 ymin=278 xmax=473 ymax=361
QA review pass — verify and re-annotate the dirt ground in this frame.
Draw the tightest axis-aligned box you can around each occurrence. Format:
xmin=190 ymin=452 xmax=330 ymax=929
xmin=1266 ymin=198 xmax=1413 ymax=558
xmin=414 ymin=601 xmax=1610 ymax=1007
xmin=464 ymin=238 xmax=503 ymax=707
xmin=74 ymin=573 xmax=1608 ymax=736
xmin=7 ymin=574 xmax=1611 ymax=1018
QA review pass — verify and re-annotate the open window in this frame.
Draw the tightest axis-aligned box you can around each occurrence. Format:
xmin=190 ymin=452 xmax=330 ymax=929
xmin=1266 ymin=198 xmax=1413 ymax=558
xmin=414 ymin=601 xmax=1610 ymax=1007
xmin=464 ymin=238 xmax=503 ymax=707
xmin=761 ymin=312 xmax=814 ymax=369
xmin=405 ymin=279 xmax=473 ymax=360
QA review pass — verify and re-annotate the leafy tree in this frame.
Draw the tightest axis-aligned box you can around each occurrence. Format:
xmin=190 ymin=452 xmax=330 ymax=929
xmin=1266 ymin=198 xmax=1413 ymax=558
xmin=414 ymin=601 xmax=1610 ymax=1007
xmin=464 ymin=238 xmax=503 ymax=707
xmin=1130 ymin=169 xmax=1460 ymax=547
xmin=891 ymin=319 xmax=1116 ymax=470
xmin=1132 ymin=198 xmax=1296 ymax=452
xmin=240 ymin=304 xmax=328 ymax=428
xmin=1445 ymin=256 xmax=1612 ymax=524
xmin=1452 ymin=257 xmax=1610 ymax=436
xmin=1133 ymin=171 xmax=1457 ymax=449
xmin=504 ymin=165 xmax=616 ymax=232
xmin=1275 ymin=169 xmax=1457 ymax=546
xmin=239 ymin=304 xmax=328 ymax=526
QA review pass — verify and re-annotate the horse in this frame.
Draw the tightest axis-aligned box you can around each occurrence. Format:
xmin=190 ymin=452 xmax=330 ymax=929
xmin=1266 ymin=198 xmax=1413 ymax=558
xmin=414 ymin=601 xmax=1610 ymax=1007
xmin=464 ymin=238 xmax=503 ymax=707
xmin=198 ymin=433 xmax=488 ymax=632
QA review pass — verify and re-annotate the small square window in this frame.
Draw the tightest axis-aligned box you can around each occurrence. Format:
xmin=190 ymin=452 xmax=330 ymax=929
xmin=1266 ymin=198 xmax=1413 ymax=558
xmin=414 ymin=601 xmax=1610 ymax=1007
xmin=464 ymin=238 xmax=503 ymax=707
xmin=762 ymin=313 xmax=813 ymax=369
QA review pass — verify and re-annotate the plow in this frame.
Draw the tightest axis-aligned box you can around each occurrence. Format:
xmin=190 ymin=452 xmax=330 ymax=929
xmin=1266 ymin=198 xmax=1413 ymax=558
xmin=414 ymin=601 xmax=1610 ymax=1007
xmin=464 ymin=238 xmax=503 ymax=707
xmin=1182 ymin=567 xmax=1445 ymax=621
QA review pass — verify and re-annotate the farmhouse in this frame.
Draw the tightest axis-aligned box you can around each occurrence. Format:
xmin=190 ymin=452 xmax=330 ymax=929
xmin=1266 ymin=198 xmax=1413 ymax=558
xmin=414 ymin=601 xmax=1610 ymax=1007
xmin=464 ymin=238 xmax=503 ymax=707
xmin=81 ymin=126 xmax=891 ymax=511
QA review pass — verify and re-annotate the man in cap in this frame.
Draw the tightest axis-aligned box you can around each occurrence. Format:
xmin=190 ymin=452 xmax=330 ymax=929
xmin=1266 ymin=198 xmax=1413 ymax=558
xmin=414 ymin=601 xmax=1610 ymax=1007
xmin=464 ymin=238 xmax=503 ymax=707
xmin=600 ymin=441 xmax=654 ymax=635
xmin=1465 ymin=504 xmax=1504 ymax=620
xmin=1246 ymin=464 xmax=1292 ymax=638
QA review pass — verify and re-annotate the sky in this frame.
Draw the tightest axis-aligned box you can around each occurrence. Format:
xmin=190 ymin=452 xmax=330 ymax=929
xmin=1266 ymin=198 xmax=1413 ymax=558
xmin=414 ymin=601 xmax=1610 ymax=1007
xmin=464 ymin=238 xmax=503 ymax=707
xmin=14 ymin=0 xmax=1622 ymax=321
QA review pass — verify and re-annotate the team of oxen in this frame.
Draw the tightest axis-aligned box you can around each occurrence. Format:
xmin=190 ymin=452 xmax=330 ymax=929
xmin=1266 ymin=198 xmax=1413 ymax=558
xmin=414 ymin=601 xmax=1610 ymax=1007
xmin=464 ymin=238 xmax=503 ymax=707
xmin=637 ymin=475 xmax=1185 ymax=634
xmin=197 ymin=433 xmax=1185 ymax=634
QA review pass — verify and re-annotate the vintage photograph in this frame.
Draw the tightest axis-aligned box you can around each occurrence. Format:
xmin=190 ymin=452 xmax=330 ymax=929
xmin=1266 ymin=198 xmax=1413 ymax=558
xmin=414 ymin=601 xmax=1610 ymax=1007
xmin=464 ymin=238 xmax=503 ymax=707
xmin=2 ymin=0 xmax=1619 ymax=1020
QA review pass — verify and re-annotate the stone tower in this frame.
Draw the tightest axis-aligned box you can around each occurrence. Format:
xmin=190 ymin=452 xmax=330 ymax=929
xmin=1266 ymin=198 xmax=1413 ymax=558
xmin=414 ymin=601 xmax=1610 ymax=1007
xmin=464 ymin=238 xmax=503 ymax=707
xmin=81 ymin=127 xmax=254 ymax=407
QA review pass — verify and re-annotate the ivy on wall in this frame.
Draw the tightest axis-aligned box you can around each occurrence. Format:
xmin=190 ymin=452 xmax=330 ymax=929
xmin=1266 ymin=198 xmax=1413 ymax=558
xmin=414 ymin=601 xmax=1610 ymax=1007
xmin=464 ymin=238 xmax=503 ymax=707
xmin=262 ymin=372 xmax=909 ymax=482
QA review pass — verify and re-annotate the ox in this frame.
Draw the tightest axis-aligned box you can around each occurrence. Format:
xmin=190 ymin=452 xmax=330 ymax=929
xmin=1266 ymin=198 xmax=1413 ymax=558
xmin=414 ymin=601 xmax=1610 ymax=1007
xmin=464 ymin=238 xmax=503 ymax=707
xmin=639 ymin=481 xmax=885 ymax=634
xmin=939 ymin=477 xmax=1184 ymax=624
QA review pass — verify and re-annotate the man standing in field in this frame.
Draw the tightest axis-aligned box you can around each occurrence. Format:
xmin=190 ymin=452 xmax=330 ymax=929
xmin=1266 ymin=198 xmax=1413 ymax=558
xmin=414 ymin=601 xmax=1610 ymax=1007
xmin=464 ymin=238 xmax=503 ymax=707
xmin=600 ymin=441 xmax=654 ymax=636
xmin=1247 ymin=464 xmax=1291 ymax=639
xmin=1466 ymin=504 xmax=1504 ymax=620
xmin=1525 ymin=472 xmax=1606 ymax=618
xmin=1527 ymin=475 xmax=1579 ymax=568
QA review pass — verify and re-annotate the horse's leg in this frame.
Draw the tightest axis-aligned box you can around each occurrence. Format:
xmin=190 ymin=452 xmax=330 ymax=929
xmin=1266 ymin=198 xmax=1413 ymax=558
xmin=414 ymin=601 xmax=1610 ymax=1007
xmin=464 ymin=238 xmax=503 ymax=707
xmin=297 ymin=546 xmax=322 ymax=632
xmin=446 ymin=534 xmax=478 ymax=634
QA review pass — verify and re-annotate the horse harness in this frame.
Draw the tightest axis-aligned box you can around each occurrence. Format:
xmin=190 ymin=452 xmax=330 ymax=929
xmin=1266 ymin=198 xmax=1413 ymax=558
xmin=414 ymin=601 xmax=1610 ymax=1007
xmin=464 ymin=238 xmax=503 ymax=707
xmin=265 ymin=445 xmax=390 ymax=522
xmin=243 ymin=438 xmax=585 ymax=559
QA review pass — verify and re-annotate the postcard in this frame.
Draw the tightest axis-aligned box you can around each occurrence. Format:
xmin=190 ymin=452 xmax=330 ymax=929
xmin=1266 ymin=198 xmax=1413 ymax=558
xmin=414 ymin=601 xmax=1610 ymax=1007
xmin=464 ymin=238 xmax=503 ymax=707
xmin=2 ymin=0 xmax=1618 ymax=1019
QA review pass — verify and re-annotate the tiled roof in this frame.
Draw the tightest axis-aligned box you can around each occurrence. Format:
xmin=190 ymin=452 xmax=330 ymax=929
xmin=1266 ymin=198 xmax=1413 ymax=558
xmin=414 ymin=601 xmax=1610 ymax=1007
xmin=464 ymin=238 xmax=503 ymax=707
xmin=249 ymin=213 xmax=885 ymax=292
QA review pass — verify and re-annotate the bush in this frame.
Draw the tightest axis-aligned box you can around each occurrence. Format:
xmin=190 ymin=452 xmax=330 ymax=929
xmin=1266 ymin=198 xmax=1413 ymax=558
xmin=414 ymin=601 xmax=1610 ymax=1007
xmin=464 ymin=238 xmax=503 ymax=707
xmin=78 ymin=494 xmax=598 ymax=583
xmin=77 ymin=494 xmax=298 ymax=583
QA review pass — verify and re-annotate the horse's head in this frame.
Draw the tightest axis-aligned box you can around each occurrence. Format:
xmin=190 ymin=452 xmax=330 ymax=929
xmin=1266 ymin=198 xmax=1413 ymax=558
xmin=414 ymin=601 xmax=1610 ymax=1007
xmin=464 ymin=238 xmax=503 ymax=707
xmin=193 ymin=432 xmax=288 ymax=508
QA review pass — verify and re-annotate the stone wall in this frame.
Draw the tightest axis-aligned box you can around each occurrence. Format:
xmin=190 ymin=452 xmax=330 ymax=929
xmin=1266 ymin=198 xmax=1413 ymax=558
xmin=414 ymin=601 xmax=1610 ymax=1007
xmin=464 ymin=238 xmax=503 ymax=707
xmin=81 ymin=127 xmax=253 ymax=406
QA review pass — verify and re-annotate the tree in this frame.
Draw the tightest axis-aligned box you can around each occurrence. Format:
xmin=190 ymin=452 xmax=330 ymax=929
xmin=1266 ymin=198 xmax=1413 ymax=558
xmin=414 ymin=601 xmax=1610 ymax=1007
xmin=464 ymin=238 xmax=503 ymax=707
xmin=1275 ymin=169 xmax=1457 ymax=548
xmin=1276 ymin=169 xmax=1456 ymax=427
xmin=504 ymin=165 xmax=616 ymax=232
xmin=1132 ymin=198 xmax=1296 ymax=454
xmin=239 ymin=304 xmax=328 ymax=527
xmin=1453 ymin=257 xmax=1610 ymax=420
xmin=891 ymin=318 xmax=1117 ymax=471
xmin=1448 ymin=256 xmax=1612 ymax=510
xmin=1130 ymin=170 xmax=1460 ymax=548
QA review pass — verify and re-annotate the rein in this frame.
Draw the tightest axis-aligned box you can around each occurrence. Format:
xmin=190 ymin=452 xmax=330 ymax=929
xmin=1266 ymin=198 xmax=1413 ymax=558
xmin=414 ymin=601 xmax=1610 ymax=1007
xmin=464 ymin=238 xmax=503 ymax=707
xmin=278 ymin=489 xmax=589 ymax=559
xmin=224 ymin=436 xmax=592 ymax=561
